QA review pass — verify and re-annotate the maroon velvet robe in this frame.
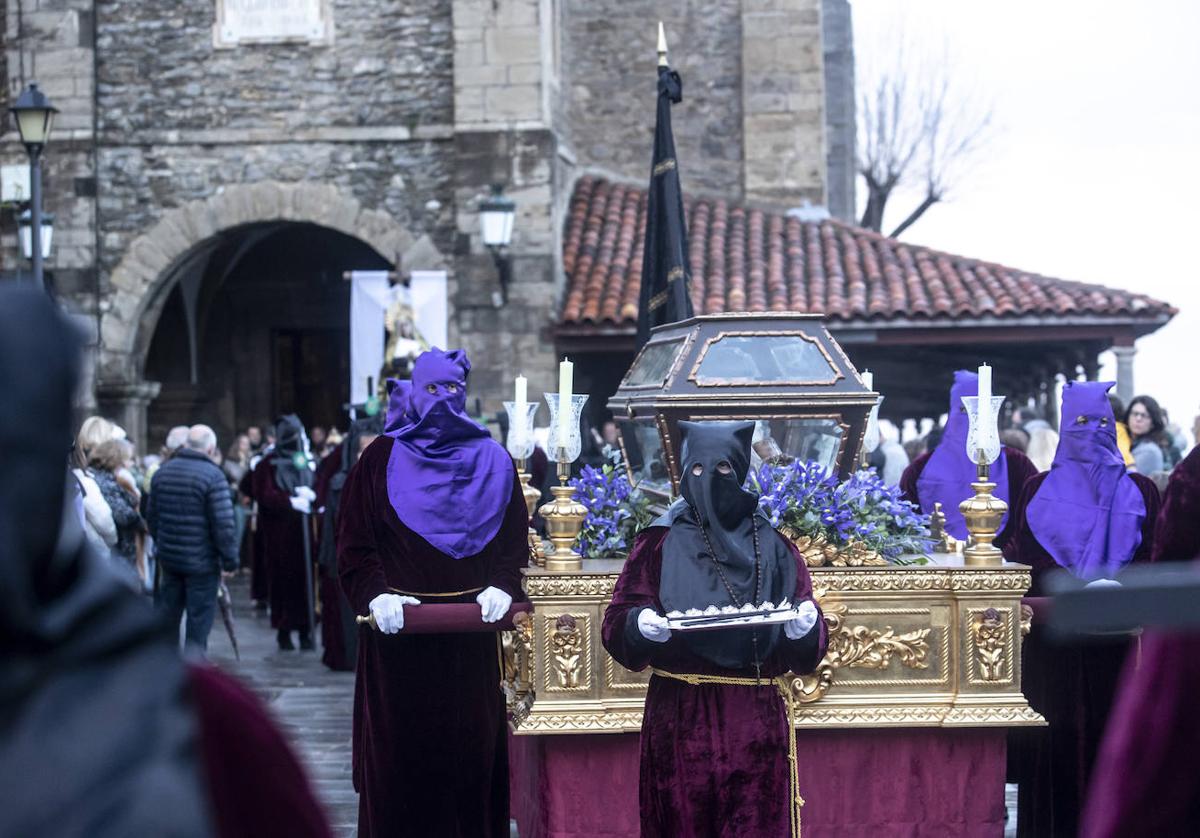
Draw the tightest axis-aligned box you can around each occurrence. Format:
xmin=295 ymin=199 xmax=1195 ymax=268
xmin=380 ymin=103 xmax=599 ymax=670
xmin=239 ymin=468 xmax=270 ymax=604
xmin=1081 ymin=629 xmax=1200 ymax=837
xmin=1151 ymin=446 xmax=1200 ymax=563
xmin=246 ymin=458 xmax=312 ymax=632
xmin=1008 ymin=471 xmax=1160 ymax=838
xmin=314 ymin=447 xmax=353 ymax=671
xmin=899 ymin=447 xmax=1038 ymax=559
xmin=601 ymin=527 xmax=828 ymax=838
xmin=189 ymin=665 xmax=332 ymax=837
xmin=337 ymin=436 xmax=529 ymax=838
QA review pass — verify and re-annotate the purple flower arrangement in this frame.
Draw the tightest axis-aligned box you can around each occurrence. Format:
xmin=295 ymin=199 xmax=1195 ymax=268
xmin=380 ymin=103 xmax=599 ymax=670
xmin=749 ymin=461 xmax=934 ymax=561
xmin=569 ymin=465 xmax=655 ymax=559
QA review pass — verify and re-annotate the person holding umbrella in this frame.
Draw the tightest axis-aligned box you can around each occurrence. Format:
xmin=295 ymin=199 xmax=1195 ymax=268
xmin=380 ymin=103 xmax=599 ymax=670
xmin=244 ymin=415 xmax=316 ymax=650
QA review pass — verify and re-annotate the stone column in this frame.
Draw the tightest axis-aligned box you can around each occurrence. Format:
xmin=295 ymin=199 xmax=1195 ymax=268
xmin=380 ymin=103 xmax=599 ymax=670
xmin=96 ymin=379 xmax=162 ymax=455
xmin=1112 ymin=345 xmax=1137 ymax=406
xmin=741 ymin=0 xmax=827 ymax=207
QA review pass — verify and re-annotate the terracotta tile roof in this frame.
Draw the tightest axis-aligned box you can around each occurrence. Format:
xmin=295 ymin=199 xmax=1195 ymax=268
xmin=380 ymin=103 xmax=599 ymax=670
xmin=559 ymin=176 xmax=1176 ymax=330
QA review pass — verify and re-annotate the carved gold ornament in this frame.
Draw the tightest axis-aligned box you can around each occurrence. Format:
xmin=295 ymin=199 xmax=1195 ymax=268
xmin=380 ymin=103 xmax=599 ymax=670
xmin=501 ymin=611 xmax=536 ymax=725
xmin=792 ymin=597 xmax=932 ymax=704
xmin=782 ymin=529 xmax=888 ymax=568
xmin=971 ymin=608 xmax=1007 ymax=682
xmin=1020 ymin=603 xmax=1033 ymax=637
xmin=551 ymin=614 xmax=584 ymax=689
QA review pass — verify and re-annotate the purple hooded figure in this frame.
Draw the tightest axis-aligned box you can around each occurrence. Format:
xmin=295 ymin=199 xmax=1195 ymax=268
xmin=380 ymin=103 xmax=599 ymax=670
xmin=907 ymin=371 xmax=1017 ymax=540
xmin=384 ymin=349 xmax=514 ymax=559
xmin=383 ymin=378 xmax=412 ymax=433
xmin=336 ymin=347 xmax=529 ymax=838
xmin=1026 ymin=381 xmax=1146 ymax=580
xmin=1007 ymin=381 xmax=1162 ymax=838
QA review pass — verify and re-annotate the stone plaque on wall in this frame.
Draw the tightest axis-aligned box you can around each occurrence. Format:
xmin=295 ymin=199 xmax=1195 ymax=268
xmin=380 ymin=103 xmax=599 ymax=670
xmin=214 ymin=0 xmax=333 ymax=48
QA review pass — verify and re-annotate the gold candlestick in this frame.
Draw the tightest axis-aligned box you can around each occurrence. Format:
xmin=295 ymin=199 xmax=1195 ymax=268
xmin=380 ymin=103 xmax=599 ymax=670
xmin=960 ymin=455 xmax=1007 ymax=566
xmin=538 ymin=461 xmax=586 ymax=572
xmin=517 ymin=459 xmax=546 ymax=567
xmin=930 ymin=502 xmax=958 ymax=554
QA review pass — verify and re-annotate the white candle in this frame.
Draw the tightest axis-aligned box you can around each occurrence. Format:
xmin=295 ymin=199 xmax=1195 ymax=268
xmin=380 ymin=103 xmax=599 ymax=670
xmin=977 ymin=363 xmax=994 ymax=455
xmin=514 ymin=374 xmax=528 ymax=443
xmin=862 ymin=369 xmax=873 ymax=391
xmin=558 ymin=358 xmax=574 ymax=441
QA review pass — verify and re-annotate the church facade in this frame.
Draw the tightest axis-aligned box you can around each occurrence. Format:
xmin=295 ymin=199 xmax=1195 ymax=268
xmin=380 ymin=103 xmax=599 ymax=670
xmin=0 ymin=0 xmax=855 ymax=448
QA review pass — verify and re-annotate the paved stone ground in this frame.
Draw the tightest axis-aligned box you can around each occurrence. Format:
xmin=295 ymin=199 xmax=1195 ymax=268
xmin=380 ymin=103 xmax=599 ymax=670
xmin=207 ymin=573 xmax=359 ymax=838
xmin=203 ymin=572 xmax=1022 ymax=838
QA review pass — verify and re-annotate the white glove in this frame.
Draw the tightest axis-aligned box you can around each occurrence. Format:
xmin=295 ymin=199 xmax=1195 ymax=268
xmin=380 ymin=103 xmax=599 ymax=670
xmin=1085 ymin=578 xmax=1122 ymax=589
xmin=784 ymin=601 xmax=819 ymax=641
xmin=289 ymin=495 xmax=312 ymax=514
xmin=295 ymin=486 xmax=317 ymax=502
xmin=369 ymin=593 xmax=421 ymax=634
xmin=637 ymin=608 xmax=671 ymax=643
xmin=477 ymin=586 xmax=513 ymax=623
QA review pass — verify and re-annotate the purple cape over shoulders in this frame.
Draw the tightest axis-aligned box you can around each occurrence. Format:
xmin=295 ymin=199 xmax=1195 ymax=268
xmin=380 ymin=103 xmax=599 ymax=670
xmin=384 ymin=349 xmax=514 ymax=559
xmin=1152 ymin=446 xmax=1200 ymax=563
xmin=601 ymin=526 xmax=828 ymax=838
xmin=336 ymin=435 xmax=529 ymax=838
xmin=915 ymin=370 xmax=1011 ymax=540
xmin=1026 ymin=381 xmax=1146 ymax=580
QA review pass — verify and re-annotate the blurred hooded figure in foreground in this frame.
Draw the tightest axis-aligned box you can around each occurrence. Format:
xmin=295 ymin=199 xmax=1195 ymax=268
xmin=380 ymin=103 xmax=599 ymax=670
xmin=0 ymin=287 xmax=330 ymax=838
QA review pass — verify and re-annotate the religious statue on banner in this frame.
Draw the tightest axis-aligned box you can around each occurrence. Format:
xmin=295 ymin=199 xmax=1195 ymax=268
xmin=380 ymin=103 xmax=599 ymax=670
xmin=380 ymin=285 xmax=429 ymax=383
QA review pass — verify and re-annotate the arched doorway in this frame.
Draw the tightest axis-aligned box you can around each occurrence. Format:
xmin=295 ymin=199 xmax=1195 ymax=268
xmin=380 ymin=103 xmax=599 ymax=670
xmin=95 ymin=181 xmax=446 ymax=452
xmin=144 ymin=222 xmax=389 ymax=448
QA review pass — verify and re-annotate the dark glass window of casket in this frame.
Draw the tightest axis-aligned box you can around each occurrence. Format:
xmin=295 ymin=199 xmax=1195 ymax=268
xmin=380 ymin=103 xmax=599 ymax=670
xmin=694 ymin=335 xmax=838 ymax=385
xmin=619 ymin=418 xmax=672 ymax=497
xmin=625 ymin=339 xmax=685 ymax=387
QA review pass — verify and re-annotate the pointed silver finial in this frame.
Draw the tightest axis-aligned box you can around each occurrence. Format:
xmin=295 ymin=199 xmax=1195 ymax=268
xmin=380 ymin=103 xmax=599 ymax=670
xmin=657 ymin=21 xmax=668 ymax=67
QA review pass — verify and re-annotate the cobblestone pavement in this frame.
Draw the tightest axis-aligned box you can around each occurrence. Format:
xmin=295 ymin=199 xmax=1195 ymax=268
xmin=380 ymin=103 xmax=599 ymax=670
xmin=207 ymin=573 xmax=358 ymax=837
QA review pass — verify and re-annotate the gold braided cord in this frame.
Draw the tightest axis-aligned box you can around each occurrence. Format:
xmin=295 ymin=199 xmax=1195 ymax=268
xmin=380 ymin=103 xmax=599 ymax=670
xmin=651 ymin=670 xmax=804 ymax=837
xmin=386 ymin=586 xmax=484 ymax=598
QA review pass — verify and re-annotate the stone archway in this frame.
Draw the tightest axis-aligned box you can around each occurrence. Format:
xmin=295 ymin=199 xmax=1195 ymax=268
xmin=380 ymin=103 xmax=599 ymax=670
xmin=96 ymin=180 xmax=446 ymax=447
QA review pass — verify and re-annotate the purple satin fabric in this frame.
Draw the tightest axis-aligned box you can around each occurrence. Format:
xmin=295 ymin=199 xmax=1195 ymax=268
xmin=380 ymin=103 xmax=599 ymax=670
xmin=384 ymin=378 xmax=413 ymax=433
xmin=1026 ymin=381 xmax=1145 ymax=580
xmin=916 ymin=370 xmax=1010 ymax=539
xmin=384 ymin=349 xmax=513 ymax=559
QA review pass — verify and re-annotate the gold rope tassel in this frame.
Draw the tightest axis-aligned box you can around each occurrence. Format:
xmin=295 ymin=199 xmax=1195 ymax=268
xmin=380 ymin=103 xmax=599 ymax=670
xmin=652 ymin=670 xmax=803 ymax=837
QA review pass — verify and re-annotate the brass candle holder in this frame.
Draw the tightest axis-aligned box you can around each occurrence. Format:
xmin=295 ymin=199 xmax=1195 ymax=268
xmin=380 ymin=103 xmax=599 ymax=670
xmin=959 ymin=455 xmax=1007 ymax=566
xmin=517 ymin=459 xmax=546 ymax=567
xmin=539 ymin=460 xmax=587 ymax=572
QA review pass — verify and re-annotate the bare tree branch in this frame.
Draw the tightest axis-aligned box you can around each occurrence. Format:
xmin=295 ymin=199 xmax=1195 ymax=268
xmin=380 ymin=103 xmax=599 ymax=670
xmin=857 ymin=36 xmax=995 ymax=236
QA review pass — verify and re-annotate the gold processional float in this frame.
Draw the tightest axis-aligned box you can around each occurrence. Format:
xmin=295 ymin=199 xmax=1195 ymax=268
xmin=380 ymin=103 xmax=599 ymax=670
xmin=500 ymin=314 xmax=1043 ymax=734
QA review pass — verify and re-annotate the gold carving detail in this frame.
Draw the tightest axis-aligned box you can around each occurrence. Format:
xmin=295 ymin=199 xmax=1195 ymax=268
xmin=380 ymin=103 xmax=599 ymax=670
xmin=1020 ymin=603 xmax=1033 ymax=637
xmin=524 ymin=575 xmax=619 ymax=599
xmin=501 ymin=611 xmax=535 ymax=725
xmin=970 ymin=608 xmax=1009 ymax=683
xmin=547 ymin=614 xmax=588 ymax=691
xmin=782 ymin=530 xmax=888 ymax=568
xmin=793 ymin=601 xmax=932 ymax=704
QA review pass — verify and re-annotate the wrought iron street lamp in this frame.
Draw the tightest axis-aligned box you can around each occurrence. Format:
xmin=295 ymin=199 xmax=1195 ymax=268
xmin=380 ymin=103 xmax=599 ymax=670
xmin=479 ymin=183 xmax=515 ymax=305
xmin=9 ymin=82 xmax=58 ymax=289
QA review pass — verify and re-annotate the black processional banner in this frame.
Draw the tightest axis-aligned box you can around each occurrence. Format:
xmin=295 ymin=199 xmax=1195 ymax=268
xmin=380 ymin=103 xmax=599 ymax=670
xmin=635 ymin=63 xmax=695 ymax=348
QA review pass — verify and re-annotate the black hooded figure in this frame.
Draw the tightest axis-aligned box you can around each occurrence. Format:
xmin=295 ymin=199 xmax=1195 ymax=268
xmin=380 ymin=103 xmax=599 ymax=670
xmin=602 ymin=421 xmax=828 ymax=837
xmin=659 ymin=421 xmax=798 ymax=670
xmin=317 ymin=415 xmax=382 ymax=670
xmin=243 ymin=414 xmax=318 ymax=649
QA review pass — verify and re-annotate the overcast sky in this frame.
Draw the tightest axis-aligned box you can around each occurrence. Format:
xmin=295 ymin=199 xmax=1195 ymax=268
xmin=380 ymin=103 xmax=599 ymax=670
xmin=851 ymin=0 xmax=1200 ymax=442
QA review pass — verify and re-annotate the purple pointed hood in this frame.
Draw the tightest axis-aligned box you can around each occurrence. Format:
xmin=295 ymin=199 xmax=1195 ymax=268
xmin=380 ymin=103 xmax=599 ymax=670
xmin=916 ymin=370 xmax=1010 ymax=539
xmin=384 ymin=378 xmax=413 ymax=433
xmin=1026 ymin=381 xmax=1146 ymax=579
xmin=384 ymin=349 xmax=514 ymax=559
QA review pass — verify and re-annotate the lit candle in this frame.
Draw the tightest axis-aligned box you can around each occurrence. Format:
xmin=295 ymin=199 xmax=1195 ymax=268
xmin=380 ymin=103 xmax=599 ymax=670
xmin=862 ymin=369 xmax=873 ymax=391
xmin=558 ymin=358 xmax=574 ymax=442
